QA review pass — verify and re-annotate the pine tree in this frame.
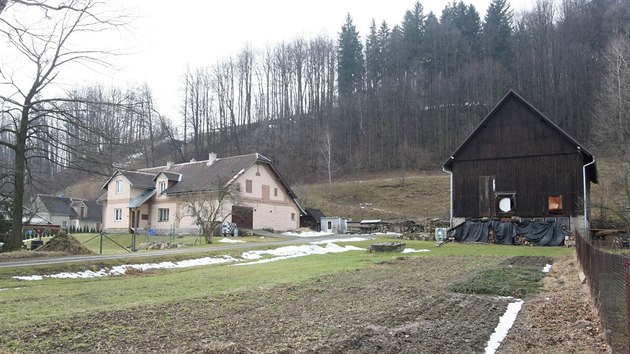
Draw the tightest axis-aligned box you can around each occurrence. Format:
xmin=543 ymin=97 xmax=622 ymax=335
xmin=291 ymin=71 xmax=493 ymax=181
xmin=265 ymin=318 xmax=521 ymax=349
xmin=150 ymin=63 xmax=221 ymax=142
xmin=366 ymin=19 xmax=381 ymax=92
xmin=401 ymin=2 xmax=425 ymax=69
xmin=483 ymin=0 xmax=513 ymax=66
xmin=337 ymin=14 xmax=365 ymax=97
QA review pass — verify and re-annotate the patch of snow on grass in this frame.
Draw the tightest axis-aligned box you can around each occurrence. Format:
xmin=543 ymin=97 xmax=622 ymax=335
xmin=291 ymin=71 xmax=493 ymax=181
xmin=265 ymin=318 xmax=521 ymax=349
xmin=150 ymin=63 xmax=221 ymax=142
xmin=13 ymin=256 xmax=237 ymax=281
xmin=218 ymin=237 xmax=245 ymax=243
xmin=281 ymin=231 xmax=334 ymax=237
xmin=402 ymin=248 xmax=431 ymax=253
xmin=542 ymin=264 xmax=552 ymax=273
xmin=12 ymin=242 xmax=366 ymax=280
xmin=485 ymin=299 xmax=524 ymax=354
xmin=234 ymin=243 xmax=365 ymax=266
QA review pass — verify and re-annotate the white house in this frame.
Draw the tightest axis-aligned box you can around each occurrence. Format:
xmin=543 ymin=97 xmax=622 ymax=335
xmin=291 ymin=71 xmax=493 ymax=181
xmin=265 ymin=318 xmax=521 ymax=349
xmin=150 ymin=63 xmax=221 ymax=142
xmin=31 ymin=194 xmax=102 ymax=231
xmin=100 ymin=153 xmax=304 ymax=234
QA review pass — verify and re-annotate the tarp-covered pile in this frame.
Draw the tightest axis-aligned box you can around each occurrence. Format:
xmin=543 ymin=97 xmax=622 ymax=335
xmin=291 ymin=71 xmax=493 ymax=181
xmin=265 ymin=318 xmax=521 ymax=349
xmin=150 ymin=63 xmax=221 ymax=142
xmin=447 ymin=219 xmax=568 ymax=246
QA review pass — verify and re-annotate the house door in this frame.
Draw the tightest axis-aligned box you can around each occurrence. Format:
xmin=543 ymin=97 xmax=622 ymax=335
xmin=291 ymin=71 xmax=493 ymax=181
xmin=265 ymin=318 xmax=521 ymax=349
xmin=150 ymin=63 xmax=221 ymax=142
xmin=232 ymin=206 xmax=253 ymax=229
xmin=479 ymin=176 xmax=496 ymax=217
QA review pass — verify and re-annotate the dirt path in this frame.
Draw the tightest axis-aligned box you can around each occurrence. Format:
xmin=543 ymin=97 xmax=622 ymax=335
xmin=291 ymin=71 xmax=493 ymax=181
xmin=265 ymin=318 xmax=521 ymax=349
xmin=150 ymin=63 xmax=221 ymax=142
xmin=498 ymin=253 xmax=610 ymax=353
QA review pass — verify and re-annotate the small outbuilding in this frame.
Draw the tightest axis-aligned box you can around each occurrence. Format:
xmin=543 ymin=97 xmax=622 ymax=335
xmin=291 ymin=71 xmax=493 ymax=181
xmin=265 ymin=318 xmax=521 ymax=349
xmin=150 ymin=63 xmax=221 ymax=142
xmin=442 ymin=91 xmax=597 ymax=244
xmin=300 ymin=208 xmax=325 ymax=231
xmin=320 ymin=217 xmax=350 ymax=234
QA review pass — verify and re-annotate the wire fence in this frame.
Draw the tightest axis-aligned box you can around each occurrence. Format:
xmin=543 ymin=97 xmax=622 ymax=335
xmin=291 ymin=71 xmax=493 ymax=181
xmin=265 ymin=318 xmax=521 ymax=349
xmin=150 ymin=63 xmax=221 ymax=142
xmin=577 ymin=233 xmax=630 ymax=353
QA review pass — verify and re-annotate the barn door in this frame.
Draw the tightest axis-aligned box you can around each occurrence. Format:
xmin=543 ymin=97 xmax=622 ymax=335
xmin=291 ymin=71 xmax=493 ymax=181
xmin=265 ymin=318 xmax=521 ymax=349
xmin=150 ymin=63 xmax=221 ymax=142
xmin=479 ymin=176 xmax=495 ymax=217
xmin=232 ymin=206 xmax=253 ymax=229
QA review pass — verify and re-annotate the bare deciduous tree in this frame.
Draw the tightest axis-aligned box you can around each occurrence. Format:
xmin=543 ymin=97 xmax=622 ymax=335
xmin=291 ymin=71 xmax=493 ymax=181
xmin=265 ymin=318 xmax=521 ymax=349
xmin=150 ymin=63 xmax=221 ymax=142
xmin=0 ymin=0 xmax=126 ymax=250
xmin=178 ymin=181 xmax=243 ymax=244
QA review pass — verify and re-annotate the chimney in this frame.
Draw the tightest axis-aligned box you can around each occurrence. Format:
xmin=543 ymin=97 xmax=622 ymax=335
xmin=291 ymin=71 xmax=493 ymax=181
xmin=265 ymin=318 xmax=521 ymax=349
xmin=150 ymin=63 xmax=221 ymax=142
xmin=207 ymin=152 xmax=217 ymax=166
xmin=166 ymin=161 xmax=173 ymax=170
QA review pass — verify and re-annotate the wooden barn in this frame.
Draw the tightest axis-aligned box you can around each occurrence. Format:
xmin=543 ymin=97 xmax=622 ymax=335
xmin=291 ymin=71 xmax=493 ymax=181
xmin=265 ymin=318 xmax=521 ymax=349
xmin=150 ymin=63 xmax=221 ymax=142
xmin=442 ymin=91 xmax=597 ymax=243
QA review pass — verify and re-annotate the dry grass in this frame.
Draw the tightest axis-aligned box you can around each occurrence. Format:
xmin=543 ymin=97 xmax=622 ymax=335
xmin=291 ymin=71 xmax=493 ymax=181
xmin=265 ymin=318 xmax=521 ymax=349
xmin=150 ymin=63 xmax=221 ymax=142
xmin=295 ymin=170 xmax=450 ymax=221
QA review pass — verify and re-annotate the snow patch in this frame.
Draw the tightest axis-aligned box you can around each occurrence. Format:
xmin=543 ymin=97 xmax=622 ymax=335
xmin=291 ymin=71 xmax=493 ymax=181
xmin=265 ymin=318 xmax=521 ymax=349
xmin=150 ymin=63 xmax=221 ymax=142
xmin=485 ymin=299 xmax=524 ymax=354
xmin=402 ymin=248 xmax=431 ymax=253
xmin=13 ymin=256 xmax=237 ymax=281
xmin=310 ymin=237 xmax=367 ymax=245
xmin=542 ymin=264 xmax=552 ymax=273
xmin=12 ymin=242 xmax=366 ymax=280
xmin=281 ymin=231 xmax=334 ymax=237
xmin=234 ymin=243 xmax=365 ymax=266
xmin=218 ymin=237 xmax=245 ymax=243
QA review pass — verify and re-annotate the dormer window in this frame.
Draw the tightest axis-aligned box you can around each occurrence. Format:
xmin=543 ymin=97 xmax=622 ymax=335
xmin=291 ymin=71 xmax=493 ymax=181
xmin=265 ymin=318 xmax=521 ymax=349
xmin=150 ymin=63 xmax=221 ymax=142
xmin=115 ymin=180 xmax=123 ymax=194
xmin=159 ymin=181 xmax=166 ymax=193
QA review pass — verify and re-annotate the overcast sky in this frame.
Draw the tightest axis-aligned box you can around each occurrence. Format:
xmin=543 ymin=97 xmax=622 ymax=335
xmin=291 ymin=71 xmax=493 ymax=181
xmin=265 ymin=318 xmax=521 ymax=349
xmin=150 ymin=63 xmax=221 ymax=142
xmin=30 ymin=0 xmax=535 ymax=122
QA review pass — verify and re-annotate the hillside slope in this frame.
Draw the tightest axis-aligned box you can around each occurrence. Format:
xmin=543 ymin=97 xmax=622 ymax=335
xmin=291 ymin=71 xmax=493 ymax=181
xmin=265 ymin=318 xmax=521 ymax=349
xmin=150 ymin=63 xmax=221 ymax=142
xmin=294 ymin=171 xmax=450 ymax=222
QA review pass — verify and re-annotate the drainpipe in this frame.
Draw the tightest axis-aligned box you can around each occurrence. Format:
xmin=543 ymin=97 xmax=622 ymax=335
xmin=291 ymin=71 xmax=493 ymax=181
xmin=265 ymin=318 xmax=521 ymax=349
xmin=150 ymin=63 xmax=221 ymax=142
xmin=442 ymin=164 xmax=453 ymax=228
xmin=582 ymin=156 xmax=596 ymax=237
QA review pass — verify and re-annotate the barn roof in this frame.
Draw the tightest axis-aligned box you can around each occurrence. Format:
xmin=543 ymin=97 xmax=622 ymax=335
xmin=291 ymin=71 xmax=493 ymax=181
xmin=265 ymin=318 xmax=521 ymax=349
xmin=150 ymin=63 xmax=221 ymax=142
xmin=442 ymin=90 xmax=597 ymax=183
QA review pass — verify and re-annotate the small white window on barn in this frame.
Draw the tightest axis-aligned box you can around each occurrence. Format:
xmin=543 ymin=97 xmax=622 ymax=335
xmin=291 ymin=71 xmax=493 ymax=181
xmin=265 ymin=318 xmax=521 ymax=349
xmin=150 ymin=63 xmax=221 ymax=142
xmin=496 ymin=193 xmax=516 ymax=215
xmin=159 ymin=181 xmax=166 ymax=193
xmin=115 ymin=180 xmax=123 ymax=194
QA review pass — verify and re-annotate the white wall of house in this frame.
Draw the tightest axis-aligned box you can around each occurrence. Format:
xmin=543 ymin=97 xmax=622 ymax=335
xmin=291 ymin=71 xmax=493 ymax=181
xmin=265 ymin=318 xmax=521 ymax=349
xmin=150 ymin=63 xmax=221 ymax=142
xmin=102 ymin=162 xmax=301 ymax=234
xmin=103 ymin=175 xmax=148 ymax=233
xmin=234 ymin=163 xmax=300 ymax=231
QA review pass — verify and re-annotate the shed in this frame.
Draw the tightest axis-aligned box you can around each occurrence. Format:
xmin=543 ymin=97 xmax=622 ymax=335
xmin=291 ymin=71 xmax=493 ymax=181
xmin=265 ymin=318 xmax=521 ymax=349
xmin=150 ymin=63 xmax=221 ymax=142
xmin=300 ymin=208 xmax=325 ymax=231
xmin=321 ymin=217 xmax=350 ymax=234
xmin=442 ymin=90 xmax=597 ymax=235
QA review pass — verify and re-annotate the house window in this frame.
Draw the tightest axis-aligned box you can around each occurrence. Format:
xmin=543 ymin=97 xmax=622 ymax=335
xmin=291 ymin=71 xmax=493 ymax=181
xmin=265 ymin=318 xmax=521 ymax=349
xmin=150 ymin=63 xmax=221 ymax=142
xmin=159 ymin=181 xmax=166 ymax=193
xmin=114 ymin=208 xmax=122 ymax=221
xmin=115 ymin=180 xmax=123 ymax=194
xmin=274 ymin=188 xmax=278 ymax=197
xmin=291 ymin=213 xmax=295 ymax=221
xmin=158 ymin=208 xmax=169 ymax=222
xmin=80 ymin=206 xmax=85 ymax=218
xmin=246 ymin=179 xmax=252 ymax=193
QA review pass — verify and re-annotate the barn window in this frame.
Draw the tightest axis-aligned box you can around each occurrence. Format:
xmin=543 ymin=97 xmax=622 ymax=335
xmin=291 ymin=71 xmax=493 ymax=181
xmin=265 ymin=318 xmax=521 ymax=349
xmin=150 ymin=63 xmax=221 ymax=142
xmin=548 ymin=195 xmax=563 ymax=213
xmin=496 ymin=193 xmax=516 ymax=215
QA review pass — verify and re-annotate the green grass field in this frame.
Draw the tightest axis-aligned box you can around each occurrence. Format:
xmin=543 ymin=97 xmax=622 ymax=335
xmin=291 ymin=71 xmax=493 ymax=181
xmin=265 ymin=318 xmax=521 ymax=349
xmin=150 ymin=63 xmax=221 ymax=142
xmin=0 ymin=237 xmax=571 ymax=330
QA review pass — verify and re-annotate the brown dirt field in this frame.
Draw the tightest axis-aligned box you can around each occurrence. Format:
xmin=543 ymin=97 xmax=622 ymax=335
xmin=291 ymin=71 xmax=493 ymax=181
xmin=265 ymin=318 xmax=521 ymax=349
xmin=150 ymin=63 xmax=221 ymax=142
xmin=498 ymin=253 xmax=610 ymax=353
xmin=0 ymin=254 xmax=611 ymax=353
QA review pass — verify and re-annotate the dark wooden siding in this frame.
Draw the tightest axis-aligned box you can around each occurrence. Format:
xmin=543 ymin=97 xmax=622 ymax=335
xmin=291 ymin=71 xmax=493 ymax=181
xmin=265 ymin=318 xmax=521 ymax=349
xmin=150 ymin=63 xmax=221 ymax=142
xmin=455 ymin=97 xmax=579 ymax=161
xmin=453 ymin=154 xmax=583 ymax=217
xmin=451 ymin=95 xmax=585 ymax=218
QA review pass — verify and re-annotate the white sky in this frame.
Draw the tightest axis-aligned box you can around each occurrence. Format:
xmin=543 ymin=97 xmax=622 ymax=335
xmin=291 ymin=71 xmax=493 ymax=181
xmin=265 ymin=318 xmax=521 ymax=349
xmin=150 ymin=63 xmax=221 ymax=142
xmin=13 ymin=0 xmax=534 ymax=123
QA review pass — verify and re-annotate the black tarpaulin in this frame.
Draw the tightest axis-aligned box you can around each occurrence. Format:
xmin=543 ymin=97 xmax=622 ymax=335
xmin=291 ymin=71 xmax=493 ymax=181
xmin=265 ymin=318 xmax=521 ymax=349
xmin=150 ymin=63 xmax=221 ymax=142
xmin=448 ymin=219 xmax=568 ymax=246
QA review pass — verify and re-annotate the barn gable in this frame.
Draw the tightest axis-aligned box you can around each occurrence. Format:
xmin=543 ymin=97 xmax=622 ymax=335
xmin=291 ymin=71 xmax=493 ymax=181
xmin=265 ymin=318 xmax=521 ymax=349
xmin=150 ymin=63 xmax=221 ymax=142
xmin=442 ymin=90 xmax=597 ymax=225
